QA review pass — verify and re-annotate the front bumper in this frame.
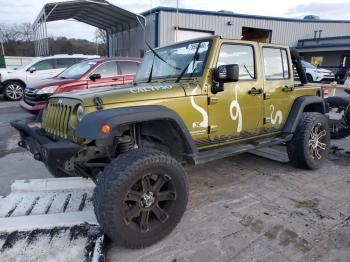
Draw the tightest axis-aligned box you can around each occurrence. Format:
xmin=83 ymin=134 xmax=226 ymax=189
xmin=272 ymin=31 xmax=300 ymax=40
xmin=20 ymin=99 xmax=46 ymax=115
xmin=314 ymin=75 xmax=335 ymax=83
xmin=11 ymin=119 xmax=81 ymax=171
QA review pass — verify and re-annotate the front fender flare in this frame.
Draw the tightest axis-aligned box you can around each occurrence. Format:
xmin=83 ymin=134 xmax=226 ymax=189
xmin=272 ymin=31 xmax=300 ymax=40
xmin=74 ymin=105 xmax=198 ymax=154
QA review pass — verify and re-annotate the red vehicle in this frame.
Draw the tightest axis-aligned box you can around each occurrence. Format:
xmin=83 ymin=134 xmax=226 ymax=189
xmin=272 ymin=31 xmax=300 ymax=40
xmin=20 ymin=57 xmax=142 ymax=114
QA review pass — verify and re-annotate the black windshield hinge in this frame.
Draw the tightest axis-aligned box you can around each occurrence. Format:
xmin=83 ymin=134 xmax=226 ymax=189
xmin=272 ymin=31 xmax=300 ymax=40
xmin=94 ymin=96 xmax=104 ymax=110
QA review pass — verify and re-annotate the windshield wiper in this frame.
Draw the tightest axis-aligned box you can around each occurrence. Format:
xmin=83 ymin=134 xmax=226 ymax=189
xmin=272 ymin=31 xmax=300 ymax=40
xmin=175 ymin=42 xmax=202 ymax=83
xmin=145 ymin=42 xmax=180 ymax=71
xmin=147 ymin=55 xmax=156 ymax=83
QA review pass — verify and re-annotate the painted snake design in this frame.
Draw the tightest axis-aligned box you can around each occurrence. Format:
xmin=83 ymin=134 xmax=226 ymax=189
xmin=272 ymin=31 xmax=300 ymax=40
xmin=229 ymin=85 xmax=242 ymax=133
xmin=270 ymin=105 xmax=283 ymax=125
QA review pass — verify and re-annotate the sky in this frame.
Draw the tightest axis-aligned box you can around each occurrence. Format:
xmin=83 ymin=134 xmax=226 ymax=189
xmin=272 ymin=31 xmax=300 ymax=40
xmin=0 ymin=0 xmax=349 ymax=41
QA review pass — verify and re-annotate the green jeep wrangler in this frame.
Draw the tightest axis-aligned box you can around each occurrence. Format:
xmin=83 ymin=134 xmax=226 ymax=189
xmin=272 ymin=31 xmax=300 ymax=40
xmin=12 ymin=36 xmax=330 ymax=248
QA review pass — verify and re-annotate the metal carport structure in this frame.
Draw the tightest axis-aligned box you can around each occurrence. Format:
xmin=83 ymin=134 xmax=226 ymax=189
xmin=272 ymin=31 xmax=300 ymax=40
xmin=32 ymin=0 xmax=146 ymax=56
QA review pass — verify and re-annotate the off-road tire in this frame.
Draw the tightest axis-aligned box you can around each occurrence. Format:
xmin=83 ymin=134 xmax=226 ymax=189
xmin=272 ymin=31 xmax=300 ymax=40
xmin=4 ymin=81 xmax=25 ymax=101
xmin=287 ymin=112 xmax=330 ymax=170
xmin=325 ymin=96 xmax=350 ymax=139
xmin=93 ymin=148 xmax=188 ymax=249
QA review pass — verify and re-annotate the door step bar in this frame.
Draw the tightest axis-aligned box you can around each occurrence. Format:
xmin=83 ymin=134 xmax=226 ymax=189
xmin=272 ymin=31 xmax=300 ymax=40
xmin=194 ymin=134 xmax=292 ymax=164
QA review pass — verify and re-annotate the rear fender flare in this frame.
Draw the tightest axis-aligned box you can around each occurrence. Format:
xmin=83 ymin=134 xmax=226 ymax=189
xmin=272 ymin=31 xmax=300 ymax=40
xmin=283 ymin=96 xmax=326 ymax=133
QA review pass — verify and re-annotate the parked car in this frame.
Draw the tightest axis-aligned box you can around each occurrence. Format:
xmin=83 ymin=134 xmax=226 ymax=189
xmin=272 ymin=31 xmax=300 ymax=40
xmin=20 ymin=57 xmax=142 ymax=114
xmin=0 ymin=54 xmax=99 ymax=101
xmin=301 ymin=60 xmax=335 ymax=83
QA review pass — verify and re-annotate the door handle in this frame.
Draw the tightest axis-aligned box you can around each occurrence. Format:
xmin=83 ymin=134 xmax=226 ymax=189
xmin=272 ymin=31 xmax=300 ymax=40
xmin=248 ymin=87 xmax=263 ymax=95
xmin=282 ymin=85 xmax=294 ymax=92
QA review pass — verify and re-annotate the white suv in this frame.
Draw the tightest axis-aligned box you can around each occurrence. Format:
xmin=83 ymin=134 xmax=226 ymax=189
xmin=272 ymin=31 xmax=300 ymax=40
xmin=301 ymin=60 xmax=335 ymax=83
xmin=0 ymin=54 xmax=99 ymax=101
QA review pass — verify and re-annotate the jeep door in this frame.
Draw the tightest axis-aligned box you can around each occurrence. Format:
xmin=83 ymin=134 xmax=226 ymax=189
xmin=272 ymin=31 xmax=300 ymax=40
xmin=88 ymin=61 xmax=124 ymax=88
xmin=260 ymin=45 xmax=295 ymax=132
xmin=208 ymin=41 xmax=264 ymax=142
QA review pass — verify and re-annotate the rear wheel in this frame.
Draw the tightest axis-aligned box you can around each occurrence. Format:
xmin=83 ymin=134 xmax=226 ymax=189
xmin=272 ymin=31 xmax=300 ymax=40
xmin=93 ymin=148 xmax=188 ymax=248
xmin=4 ymin=81 xmax=25 ymax=101
xmin=287 ymin=112 xmax=330 ymax=170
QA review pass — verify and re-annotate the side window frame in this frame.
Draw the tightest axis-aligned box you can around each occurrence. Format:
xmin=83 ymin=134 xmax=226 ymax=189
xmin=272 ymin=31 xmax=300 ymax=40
xmin=263 ymin=47 xmax=291 ymax=81
xmin=32 ymin=59 xmax=56 ymax=71
xmin=89 ymin=61 xmax=119 ymax=79
xmin=216 ymin=43 xmax=257 ymax=82
xmin=55 ymin=58 xmax=79 ymax=69
xmin=117 ymin=61 xmax=141 ymax=76
xmin=280 ymin=49 xmax=291 ymax=80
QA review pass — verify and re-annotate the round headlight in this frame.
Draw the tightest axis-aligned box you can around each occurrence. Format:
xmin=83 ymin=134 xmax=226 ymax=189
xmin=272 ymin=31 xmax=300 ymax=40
xmin=77 ymin=104 xmax=85 ymax=121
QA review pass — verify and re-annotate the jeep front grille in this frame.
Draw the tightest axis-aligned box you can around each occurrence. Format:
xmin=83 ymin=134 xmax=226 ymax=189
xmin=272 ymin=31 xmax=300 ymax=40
xmin=43 ymin=103 xmax=72 ymax=139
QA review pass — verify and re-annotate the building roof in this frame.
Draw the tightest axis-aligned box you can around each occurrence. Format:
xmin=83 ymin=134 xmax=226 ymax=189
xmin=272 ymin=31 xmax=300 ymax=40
xmin=33 ymin=0 xmax=146 ymax=33
xmin=141 ymin=6 xmax=350 ymax=24
xmin=297 ymin=35 xmax=350 ymax=52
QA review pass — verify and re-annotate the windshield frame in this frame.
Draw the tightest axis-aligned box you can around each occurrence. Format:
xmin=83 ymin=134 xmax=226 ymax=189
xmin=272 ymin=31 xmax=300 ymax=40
xmin=134 ymin=38 xmax=213 ymax=84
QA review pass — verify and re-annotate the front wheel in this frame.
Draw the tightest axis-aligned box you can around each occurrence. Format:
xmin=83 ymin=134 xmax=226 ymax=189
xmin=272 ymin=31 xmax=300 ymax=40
xmin=287 ymin=112 xmax=330 ymax=170
xmin=306 ymin=74 xmax=313 ymax=83
xmin=4 ymin=81 xmax=25 ymax=101
xmin=93 ymin=148 xmax=188 ymax=249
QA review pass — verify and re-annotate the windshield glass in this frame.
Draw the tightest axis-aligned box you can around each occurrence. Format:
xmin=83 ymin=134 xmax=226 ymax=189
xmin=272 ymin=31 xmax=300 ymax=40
xmin=58 ymin=60 xmax=97 ymax=79
xmin=135 ymin=39 xmax=211 ymax=83
xmin=302 ymin=61 xmax=316 ymax=69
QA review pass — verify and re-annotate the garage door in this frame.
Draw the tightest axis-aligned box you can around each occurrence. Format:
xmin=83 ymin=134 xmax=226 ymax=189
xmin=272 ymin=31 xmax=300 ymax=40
xmin=176 ymin=29 xmax=213 ymax=42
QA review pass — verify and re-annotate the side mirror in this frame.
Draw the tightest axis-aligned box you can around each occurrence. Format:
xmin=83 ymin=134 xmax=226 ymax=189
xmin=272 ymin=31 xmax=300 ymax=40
xmin=214 ymin=64 xmax=239 ymax=83
xmin=89 ymin=73 xmax=101 ymax=81
xmin=212 ymin=64 xmax=239 ymax=94
xmin=28 ymin=67 xmax=36 ymax=73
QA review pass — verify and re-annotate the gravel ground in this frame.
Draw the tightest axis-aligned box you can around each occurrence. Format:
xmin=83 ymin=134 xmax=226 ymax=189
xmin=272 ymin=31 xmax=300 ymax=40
xmin=0 ymin=99 xmax=349 ymax=261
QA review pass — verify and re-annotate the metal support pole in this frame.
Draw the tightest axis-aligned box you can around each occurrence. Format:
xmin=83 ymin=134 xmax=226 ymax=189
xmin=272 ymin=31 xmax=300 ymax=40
xmin=176 ymin=0 xmax=179 ymax=42
xmin=0 ymin=29 xmax=5 ymax=56
xmin=43 ymin=10 xmax=49 ymax=55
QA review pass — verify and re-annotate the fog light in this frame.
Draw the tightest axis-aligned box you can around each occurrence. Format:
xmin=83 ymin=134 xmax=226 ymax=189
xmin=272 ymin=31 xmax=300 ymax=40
xmin=101 ymin=124 xmax=111 ymax=134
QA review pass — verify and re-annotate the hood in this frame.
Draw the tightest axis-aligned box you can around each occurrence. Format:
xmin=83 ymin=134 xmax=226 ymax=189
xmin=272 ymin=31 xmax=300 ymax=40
xmin=316 ymin=68 xmax=333 ymax=74
xmin=51 ymin=82 xmax=200 ymax=106
xmin=26 ymin=78 xmax=78 ymax=89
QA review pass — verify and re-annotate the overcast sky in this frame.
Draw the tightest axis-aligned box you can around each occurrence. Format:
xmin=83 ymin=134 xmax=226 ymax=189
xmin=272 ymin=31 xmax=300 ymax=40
xmin=0 ymin=0 xmax=349 ymax=41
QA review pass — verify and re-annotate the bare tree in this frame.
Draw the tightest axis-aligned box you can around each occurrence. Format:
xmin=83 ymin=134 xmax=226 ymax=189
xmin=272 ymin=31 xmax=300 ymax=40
xmin=0 ymin=23 xmax=33 ymax=42
xmin=95 ymin=28 xmax=107 ymax=45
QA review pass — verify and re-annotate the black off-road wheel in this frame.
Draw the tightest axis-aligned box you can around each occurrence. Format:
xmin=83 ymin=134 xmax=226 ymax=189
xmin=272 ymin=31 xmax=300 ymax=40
xmin=287 ymin=112 xmax=330 ymax=170
xmin=325 ymin=96 xmax=350 ymax=139
xmin=4 ymin=81 xmax=25 ymax=101
xmin=93 ymin=148 xmax=188 ymax=249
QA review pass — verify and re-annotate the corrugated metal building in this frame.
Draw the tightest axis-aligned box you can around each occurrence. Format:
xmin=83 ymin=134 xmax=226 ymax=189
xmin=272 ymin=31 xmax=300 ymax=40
xmin=110 ymin=6 xmax=350 ymax=72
